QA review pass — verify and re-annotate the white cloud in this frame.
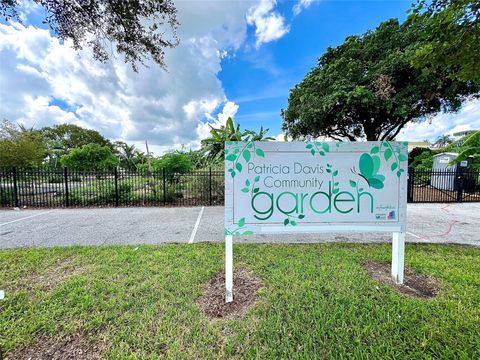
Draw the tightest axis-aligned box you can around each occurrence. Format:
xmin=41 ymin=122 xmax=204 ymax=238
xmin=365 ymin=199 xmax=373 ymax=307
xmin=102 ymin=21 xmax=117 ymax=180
xmin=293 ymin=0 xmax=314 ymax=16
xmin=246 ymin=0 xmax=290 ymax=47
xmin=195 ymin=101 xmax=239 ymax=144
xmin=397 ymin=99 xmax=480 ymax=142
xmin=0 ymin=1 xmax=263 ymax=154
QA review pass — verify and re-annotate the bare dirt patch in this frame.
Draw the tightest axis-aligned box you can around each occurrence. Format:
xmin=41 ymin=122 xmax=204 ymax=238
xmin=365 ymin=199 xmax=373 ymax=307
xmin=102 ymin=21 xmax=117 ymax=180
xmin=198 ymin=268 xmax=263 ymax=320
xmin=5 ymin=333 xmax=105 ymax=360
xmin=363 ymin=261 xmax=439 ymax=298
xmin=23 ymin=256 xmax=87 ymax=292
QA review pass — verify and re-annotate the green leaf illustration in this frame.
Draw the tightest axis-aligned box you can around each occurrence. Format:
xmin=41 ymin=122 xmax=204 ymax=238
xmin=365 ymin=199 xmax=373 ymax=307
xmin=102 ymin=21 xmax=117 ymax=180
xmin=238 ymin=217 xmax=246 ymax=227
xmin=230 ymin=171 xmax=235 ymax=178
xmin=298 ymin=214 xmax=305 ymax=219
xmin=333 ymin=170 xmax=338 ymax=176
xmin=371 ymin=146 xmax=379 ymax=154
xmin=225 ymin=154 xmax=236 ymax=161
xmin=284 ymin=218 xmax=289 ymax=225
xmin=306 ymin=144 xmax=313 ymax=149
xmin=243 ymin=149 xmax=251 ymax=162
xmin=391 ymin=162 xmax=398 ymax=171
xmin=319 ymin=151 xmax=325 ymax=156
xmin=350 ymin=180 xmax=357 ymax=188
xmin=384 ymin=148 xmax=392 ymax=161
xmin=256 ymin=148 xmax=265 ymax=157
xmin=246 ymin=179 xmax=250 ymax=186
xmin=398 ymin=154 xmax=408 ymax=162
xmin=290 ymin=220 xmax=297 ymax=226
xmin=243 ymin=231 xmax=254 ymax=235
xmin=310 ymin=149 xmax=315 ymax=155
xmin=236 ymin=162 xmax=243 ymax=172
xmin=326 ymin=168 xmax=331 ymax=173
xmin=322 ymin=143 xmax=330 ymax=152
xmin=241 ymin=187 xmax=249 ymax=193
xmin=332 ymin=188 xmax=339 ymax=194
xmin=253 ymin=188 xmax=259 ymax=193
xmin=254 ymin=175 xmax=260 ymax=182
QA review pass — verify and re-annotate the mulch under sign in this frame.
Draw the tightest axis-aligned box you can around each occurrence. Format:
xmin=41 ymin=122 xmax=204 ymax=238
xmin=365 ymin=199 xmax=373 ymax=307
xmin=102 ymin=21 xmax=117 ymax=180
xmin=363 ymin=261 xmax=439 ymax=298
xmin=198 ymin=268 xmax=263 ymax=320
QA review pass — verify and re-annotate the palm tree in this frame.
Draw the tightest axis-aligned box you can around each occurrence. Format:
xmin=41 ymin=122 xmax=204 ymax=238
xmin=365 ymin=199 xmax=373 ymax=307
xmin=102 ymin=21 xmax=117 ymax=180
xmin=451 ymin=131 xmax=480 ymax=164
xmin=433 ymin=134 xmax=454 ymax=148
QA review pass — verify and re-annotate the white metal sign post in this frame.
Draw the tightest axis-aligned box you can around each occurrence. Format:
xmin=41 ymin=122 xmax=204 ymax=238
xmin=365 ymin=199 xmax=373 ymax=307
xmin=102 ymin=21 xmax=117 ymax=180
xmin=224 ymin=141 xmax=408 ymax=302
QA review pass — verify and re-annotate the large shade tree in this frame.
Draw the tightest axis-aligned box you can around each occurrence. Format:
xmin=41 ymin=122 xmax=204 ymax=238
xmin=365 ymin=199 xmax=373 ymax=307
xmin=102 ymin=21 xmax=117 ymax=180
xmin=408 ymin=0 xmax=480 ymax=82
xmin=281 ymin=19 xmax=480 ymax=141
xmin=1 ymin=0 xmax=179 ymax=71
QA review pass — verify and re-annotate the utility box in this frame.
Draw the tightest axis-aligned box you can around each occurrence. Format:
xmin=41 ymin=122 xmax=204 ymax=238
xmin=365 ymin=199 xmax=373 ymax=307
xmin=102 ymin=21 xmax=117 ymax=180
xmin=431 ymin=153 xmax=463 ymax=191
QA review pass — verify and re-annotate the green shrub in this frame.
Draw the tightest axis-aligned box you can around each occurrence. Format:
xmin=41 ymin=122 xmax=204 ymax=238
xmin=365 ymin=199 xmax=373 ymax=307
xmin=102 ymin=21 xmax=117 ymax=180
xmin=0 ymin=187 xmax=13 ymax=206
xmin=48 ymin=175 xmax=64 ymax=183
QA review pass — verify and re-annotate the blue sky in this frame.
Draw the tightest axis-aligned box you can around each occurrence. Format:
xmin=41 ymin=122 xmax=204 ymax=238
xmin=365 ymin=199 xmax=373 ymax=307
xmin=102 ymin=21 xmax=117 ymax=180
xmin=0 ymin=0 xmax=478 ymax=154
xmin=220 ymin=0 xmax=411 ymax=135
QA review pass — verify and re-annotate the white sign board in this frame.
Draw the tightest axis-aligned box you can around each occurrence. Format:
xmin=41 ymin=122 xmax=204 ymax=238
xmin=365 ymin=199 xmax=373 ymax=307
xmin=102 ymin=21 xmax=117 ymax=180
xmin=223 ymin=141 xmax=408 ymax=302
xmin=225 ymin=141 xmax=407 ymax=235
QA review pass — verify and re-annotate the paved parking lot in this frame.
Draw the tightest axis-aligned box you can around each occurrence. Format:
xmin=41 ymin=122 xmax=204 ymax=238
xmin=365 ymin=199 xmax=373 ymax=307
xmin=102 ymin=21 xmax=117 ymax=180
xmin=0 ymin=203 xmax=479 ymax=248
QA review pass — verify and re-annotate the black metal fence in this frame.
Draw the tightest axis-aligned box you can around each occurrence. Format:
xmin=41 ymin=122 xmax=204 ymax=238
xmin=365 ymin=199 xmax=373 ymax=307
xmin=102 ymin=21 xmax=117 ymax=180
xmin=408 ymin=168 xmax=480 ymax=203
xmin=0 ymin=167 xmax=224 ymax=208
xmin=1 ymin=167 xmax=479 ymax=208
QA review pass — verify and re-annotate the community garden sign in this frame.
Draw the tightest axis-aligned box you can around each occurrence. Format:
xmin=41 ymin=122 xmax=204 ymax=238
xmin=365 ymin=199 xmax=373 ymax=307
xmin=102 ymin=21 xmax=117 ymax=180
xmin=224 ymin=141 xmax=408 ymax=302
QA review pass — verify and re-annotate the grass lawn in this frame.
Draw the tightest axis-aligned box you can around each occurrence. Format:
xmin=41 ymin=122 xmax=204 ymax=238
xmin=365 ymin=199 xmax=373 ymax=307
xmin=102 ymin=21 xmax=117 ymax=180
xmin=1 ymin=243 xmax=479 ymax=358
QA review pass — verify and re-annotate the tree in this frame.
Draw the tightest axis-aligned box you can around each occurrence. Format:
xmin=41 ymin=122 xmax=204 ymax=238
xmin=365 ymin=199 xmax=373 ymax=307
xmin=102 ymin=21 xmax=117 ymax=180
xmin=1 ymin=0 xmax=179 ymax=71
xmin=42 ymin=124 xmax=114 ymax=164
xmin=408 ymin=0 xmax=480 ymax=82
xmin=281 ymin=19 xmax=480 ymax=141
xmin=0 ymin=119 xmax=46 ymax=167
xmin=433 ymin=134 xmax=454 ymax=148
xmin=201 ymin=117 xmax=274 ymax=161
xmin=114 ymin=141 xmax=145 ymax=171
xmin=60 ymin=143 xmax=118 ymax=170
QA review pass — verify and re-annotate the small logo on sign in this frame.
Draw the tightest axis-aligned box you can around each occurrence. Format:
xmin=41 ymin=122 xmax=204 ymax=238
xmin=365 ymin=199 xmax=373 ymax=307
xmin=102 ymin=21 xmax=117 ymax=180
xmin=388 ymin=211 xmax=396 ymax=220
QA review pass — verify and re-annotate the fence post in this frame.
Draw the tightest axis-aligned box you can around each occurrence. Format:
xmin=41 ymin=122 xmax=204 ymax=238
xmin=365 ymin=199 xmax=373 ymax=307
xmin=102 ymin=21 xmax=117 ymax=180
xmin=163 ymin=168 xmax=166 ymax=205
xmin=456 ymin=167 xmax=463 ymax=202
xmin=114 ymin=167 xmax=119 ymax=207
xmin=407 ymin=167 xmax=413 ymax=203
xmin=12 ymin=167 xmax=19 ymax=208
xmin=209 ymin=167 xmax=213 ymax=206
xmin=64 ymin=167 xmax=69 ymax=207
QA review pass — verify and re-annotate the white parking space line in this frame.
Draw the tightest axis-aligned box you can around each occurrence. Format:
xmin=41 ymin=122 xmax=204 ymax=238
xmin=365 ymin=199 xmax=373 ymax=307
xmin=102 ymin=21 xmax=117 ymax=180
xmin=189 ymin=206 xmax=204 ymax=244
xmin=407 ymin=231 xmax=422 ymax=239
xmin=0 ymin=210 xmax=57 ymax=227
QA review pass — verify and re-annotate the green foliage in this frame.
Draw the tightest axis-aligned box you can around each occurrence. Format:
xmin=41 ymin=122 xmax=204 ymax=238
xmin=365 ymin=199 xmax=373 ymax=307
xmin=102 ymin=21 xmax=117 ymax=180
xmin=281 ymin=19 xmax=479 ymax=141
xmin=0 ymin=187 xmax=13 ymax=206
xmin=408 ymin=147 xmax=432 ymax=166
xmin=1 ymin=0 xmax=179 ymax=72
xmin=0 ymin=119 xmax=46 ymax=167
xmin=114 ymin=141 xmax=146 ymax=171
xmin=41 ymin=124 xmax=114 ymax=167
xmin=201 ymin=117 xmax=274 ymax=162
xmin=60 ymin=144 xmax=118 ymax=171
xmin=408 ymin=0 xmax=480 ymax=82
xmin=69 ymin=181 xmax=133 ymax=206
xmin=449 ymin=131 xmax=480 ymax=165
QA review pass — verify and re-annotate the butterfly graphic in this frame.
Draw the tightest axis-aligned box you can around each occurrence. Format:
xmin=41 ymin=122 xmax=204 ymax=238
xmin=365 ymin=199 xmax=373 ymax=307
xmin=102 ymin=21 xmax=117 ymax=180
xmin=352 ymin=153 xmax=385 ymax=189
